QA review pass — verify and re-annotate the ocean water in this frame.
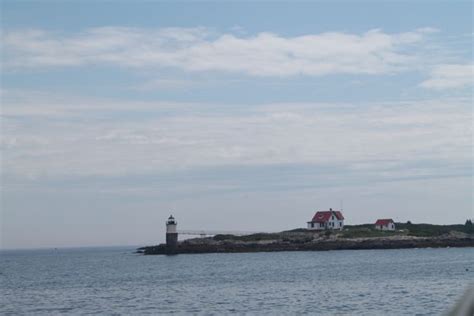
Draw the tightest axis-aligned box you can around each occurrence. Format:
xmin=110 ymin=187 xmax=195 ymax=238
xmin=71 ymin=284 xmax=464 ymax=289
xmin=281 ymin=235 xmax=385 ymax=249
xmin=1 ymin=247 xmax=472 ymax=315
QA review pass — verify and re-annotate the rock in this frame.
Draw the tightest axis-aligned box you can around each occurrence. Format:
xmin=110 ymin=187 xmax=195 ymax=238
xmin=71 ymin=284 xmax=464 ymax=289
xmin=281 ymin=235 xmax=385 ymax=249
xmin=139 ymin=234 xmax=474 ymax=255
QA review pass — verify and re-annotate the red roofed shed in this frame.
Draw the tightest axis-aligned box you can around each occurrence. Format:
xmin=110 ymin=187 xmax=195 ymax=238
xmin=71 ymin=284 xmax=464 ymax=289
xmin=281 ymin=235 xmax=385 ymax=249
xmin=375 ymin=219 xmax=395 ymax=231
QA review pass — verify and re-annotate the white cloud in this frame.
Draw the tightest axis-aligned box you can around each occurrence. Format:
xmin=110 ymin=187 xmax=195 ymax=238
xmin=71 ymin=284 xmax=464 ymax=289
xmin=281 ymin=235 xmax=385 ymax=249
xmin=420 ymin=64 xmax=474 ymax=90
xmin=2 ymin=91 xmax=471 ymax=179
xmin=133 ymin=78 xmax=199 ymax=91
xmin=2 ymin=27 xmax=437 ymax=76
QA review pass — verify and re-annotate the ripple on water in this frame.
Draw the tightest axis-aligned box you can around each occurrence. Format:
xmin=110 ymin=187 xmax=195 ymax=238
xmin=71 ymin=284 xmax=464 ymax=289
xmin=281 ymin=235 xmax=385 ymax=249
xmin=0 ymin=247 xmax=472 ymax=315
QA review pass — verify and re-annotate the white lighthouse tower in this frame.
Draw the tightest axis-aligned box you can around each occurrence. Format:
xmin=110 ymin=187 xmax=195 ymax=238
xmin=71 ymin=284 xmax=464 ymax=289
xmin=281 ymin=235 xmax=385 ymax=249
xmin=166 ymin=215 xmax=178 ymax=252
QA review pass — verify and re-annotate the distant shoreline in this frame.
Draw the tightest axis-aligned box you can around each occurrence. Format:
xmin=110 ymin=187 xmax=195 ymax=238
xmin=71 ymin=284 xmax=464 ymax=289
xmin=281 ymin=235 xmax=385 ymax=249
xmin=138 ymin=223 xmax=474 ymax=255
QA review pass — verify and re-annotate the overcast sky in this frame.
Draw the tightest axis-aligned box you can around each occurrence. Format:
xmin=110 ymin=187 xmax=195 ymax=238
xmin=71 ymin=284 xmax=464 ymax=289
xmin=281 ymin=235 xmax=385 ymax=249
xmin=1 ymin=1 xmax=473 ymax=249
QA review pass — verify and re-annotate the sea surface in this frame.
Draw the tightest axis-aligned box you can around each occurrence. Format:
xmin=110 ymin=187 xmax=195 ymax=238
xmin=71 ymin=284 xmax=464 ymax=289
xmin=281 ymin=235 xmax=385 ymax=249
xmin=1 ymin=247 xmax=472 ymax=315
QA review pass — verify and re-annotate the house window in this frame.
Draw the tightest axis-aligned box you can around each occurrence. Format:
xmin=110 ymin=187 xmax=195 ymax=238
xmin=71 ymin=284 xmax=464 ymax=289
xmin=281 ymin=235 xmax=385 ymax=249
xmin=320 ymin=223 xmax=324 ymax=228
xmin=311 ymin=223 xmax=314 ymax=228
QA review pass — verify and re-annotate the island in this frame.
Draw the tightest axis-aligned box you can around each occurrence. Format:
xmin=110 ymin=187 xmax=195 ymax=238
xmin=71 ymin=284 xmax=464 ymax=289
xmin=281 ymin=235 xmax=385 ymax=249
xmin=138 ymin=222 xmax=474 ymax=255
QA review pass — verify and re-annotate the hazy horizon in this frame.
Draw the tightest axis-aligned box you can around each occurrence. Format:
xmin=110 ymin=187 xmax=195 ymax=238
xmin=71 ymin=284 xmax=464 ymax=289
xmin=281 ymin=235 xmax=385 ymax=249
xmin=1 ymin=1 xmax=472 ymax=249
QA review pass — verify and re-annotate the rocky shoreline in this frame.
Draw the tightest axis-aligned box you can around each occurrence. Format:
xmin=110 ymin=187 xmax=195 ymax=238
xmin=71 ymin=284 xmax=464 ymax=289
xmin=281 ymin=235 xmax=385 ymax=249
xmin=138 ymin=232 xmax=474 ymax=255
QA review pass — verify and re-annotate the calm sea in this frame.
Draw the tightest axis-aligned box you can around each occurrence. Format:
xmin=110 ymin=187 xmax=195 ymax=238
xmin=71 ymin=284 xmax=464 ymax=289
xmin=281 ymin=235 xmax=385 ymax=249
xmin=1 ymin=247 xmax=472 ymax=315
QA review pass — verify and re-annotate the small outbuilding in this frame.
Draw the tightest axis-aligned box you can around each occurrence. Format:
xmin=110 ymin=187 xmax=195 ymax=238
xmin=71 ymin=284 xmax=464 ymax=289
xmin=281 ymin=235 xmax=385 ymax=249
xmin=375 ymin=219 xmax=395 ymax=231
xmin=307 ymin=208 xmax=344 ymax=230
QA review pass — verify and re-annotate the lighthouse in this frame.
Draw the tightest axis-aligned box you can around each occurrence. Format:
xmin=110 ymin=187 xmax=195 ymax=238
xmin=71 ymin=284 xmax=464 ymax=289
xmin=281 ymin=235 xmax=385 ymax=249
xmin=166 ymin=215 xmax=178 ymax=252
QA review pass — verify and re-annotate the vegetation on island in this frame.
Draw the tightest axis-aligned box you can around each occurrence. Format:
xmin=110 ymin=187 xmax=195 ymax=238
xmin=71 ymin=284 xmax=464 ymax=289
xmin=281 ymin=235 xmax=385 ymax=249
xmin=211 ymin=221 xmax=474 ymax=242
xmin=341 ymin=221 xmax=473 ymax=238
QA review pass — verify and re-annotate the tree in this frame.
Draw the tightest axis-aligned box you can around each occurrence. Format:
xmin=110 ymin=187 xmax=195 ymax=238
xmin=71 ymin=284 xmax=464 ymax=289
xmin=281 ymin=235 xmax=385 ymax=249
xmin=465 ymin=219 xmax=473 ymax=234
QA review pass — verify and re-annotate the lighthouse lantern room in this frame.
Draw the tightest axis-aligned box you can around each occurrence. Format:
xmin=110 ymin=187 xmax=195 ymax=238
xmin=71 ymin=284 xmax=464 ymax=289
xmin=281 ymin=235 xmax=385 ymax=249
xmin=166 ymin=215 xmax=177 ymax=233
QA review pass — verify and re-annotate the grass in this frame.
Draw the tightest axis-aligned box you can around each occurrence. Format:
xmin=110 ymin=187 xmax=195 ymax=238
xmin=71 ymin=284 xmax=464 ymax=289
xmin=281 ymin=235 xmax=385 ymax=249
xmin=211 ymin=222 xmax=474 ymax=242
xmin=340 ymin=228 xmax=403 ymax=239
xmin=396 ymin=222 xmax=473 ymax=237
xmin=342 ymin=222 xmax=473 ymax=238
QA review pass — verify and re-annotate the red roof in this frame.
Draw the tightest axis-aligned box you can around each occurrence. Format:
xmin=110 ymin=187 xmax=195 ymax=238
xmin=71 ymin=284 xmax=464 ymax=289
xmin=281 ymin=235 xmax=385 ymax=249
xmin=310 ymin=210 xmax=344 ymax=223
xmin=375 ymin=219 xmax=394 ymax=226
xmin=334 ymin=211 xmax=344 ymax=220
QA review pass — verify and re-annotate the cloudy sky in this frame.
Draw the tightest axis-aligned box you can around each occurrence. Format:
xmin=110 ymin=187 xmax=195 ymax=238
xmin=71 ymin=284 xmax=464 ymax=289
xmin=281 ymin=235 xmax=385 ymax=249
xmin=1 ymin=1 xmax=472 ymax=249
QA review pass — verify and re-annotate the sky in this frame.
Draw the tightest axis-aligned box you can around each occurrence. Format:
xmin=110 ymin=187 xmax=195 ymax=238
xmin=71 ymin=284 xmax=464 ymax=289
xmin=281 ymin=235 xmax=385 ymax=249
xmin=1 ymin=1 xmax=473 ymax=249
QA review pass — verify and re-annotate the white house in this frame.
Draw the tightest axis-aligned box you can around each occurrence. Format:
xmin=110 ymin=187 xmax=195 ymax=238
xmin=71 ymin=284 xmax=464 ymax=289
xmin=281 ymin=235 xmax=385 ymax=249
xmin=307 ymin=208 xmax=344 ymax=230
xmin=374 ymin=219 xmax=395 ymax=231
